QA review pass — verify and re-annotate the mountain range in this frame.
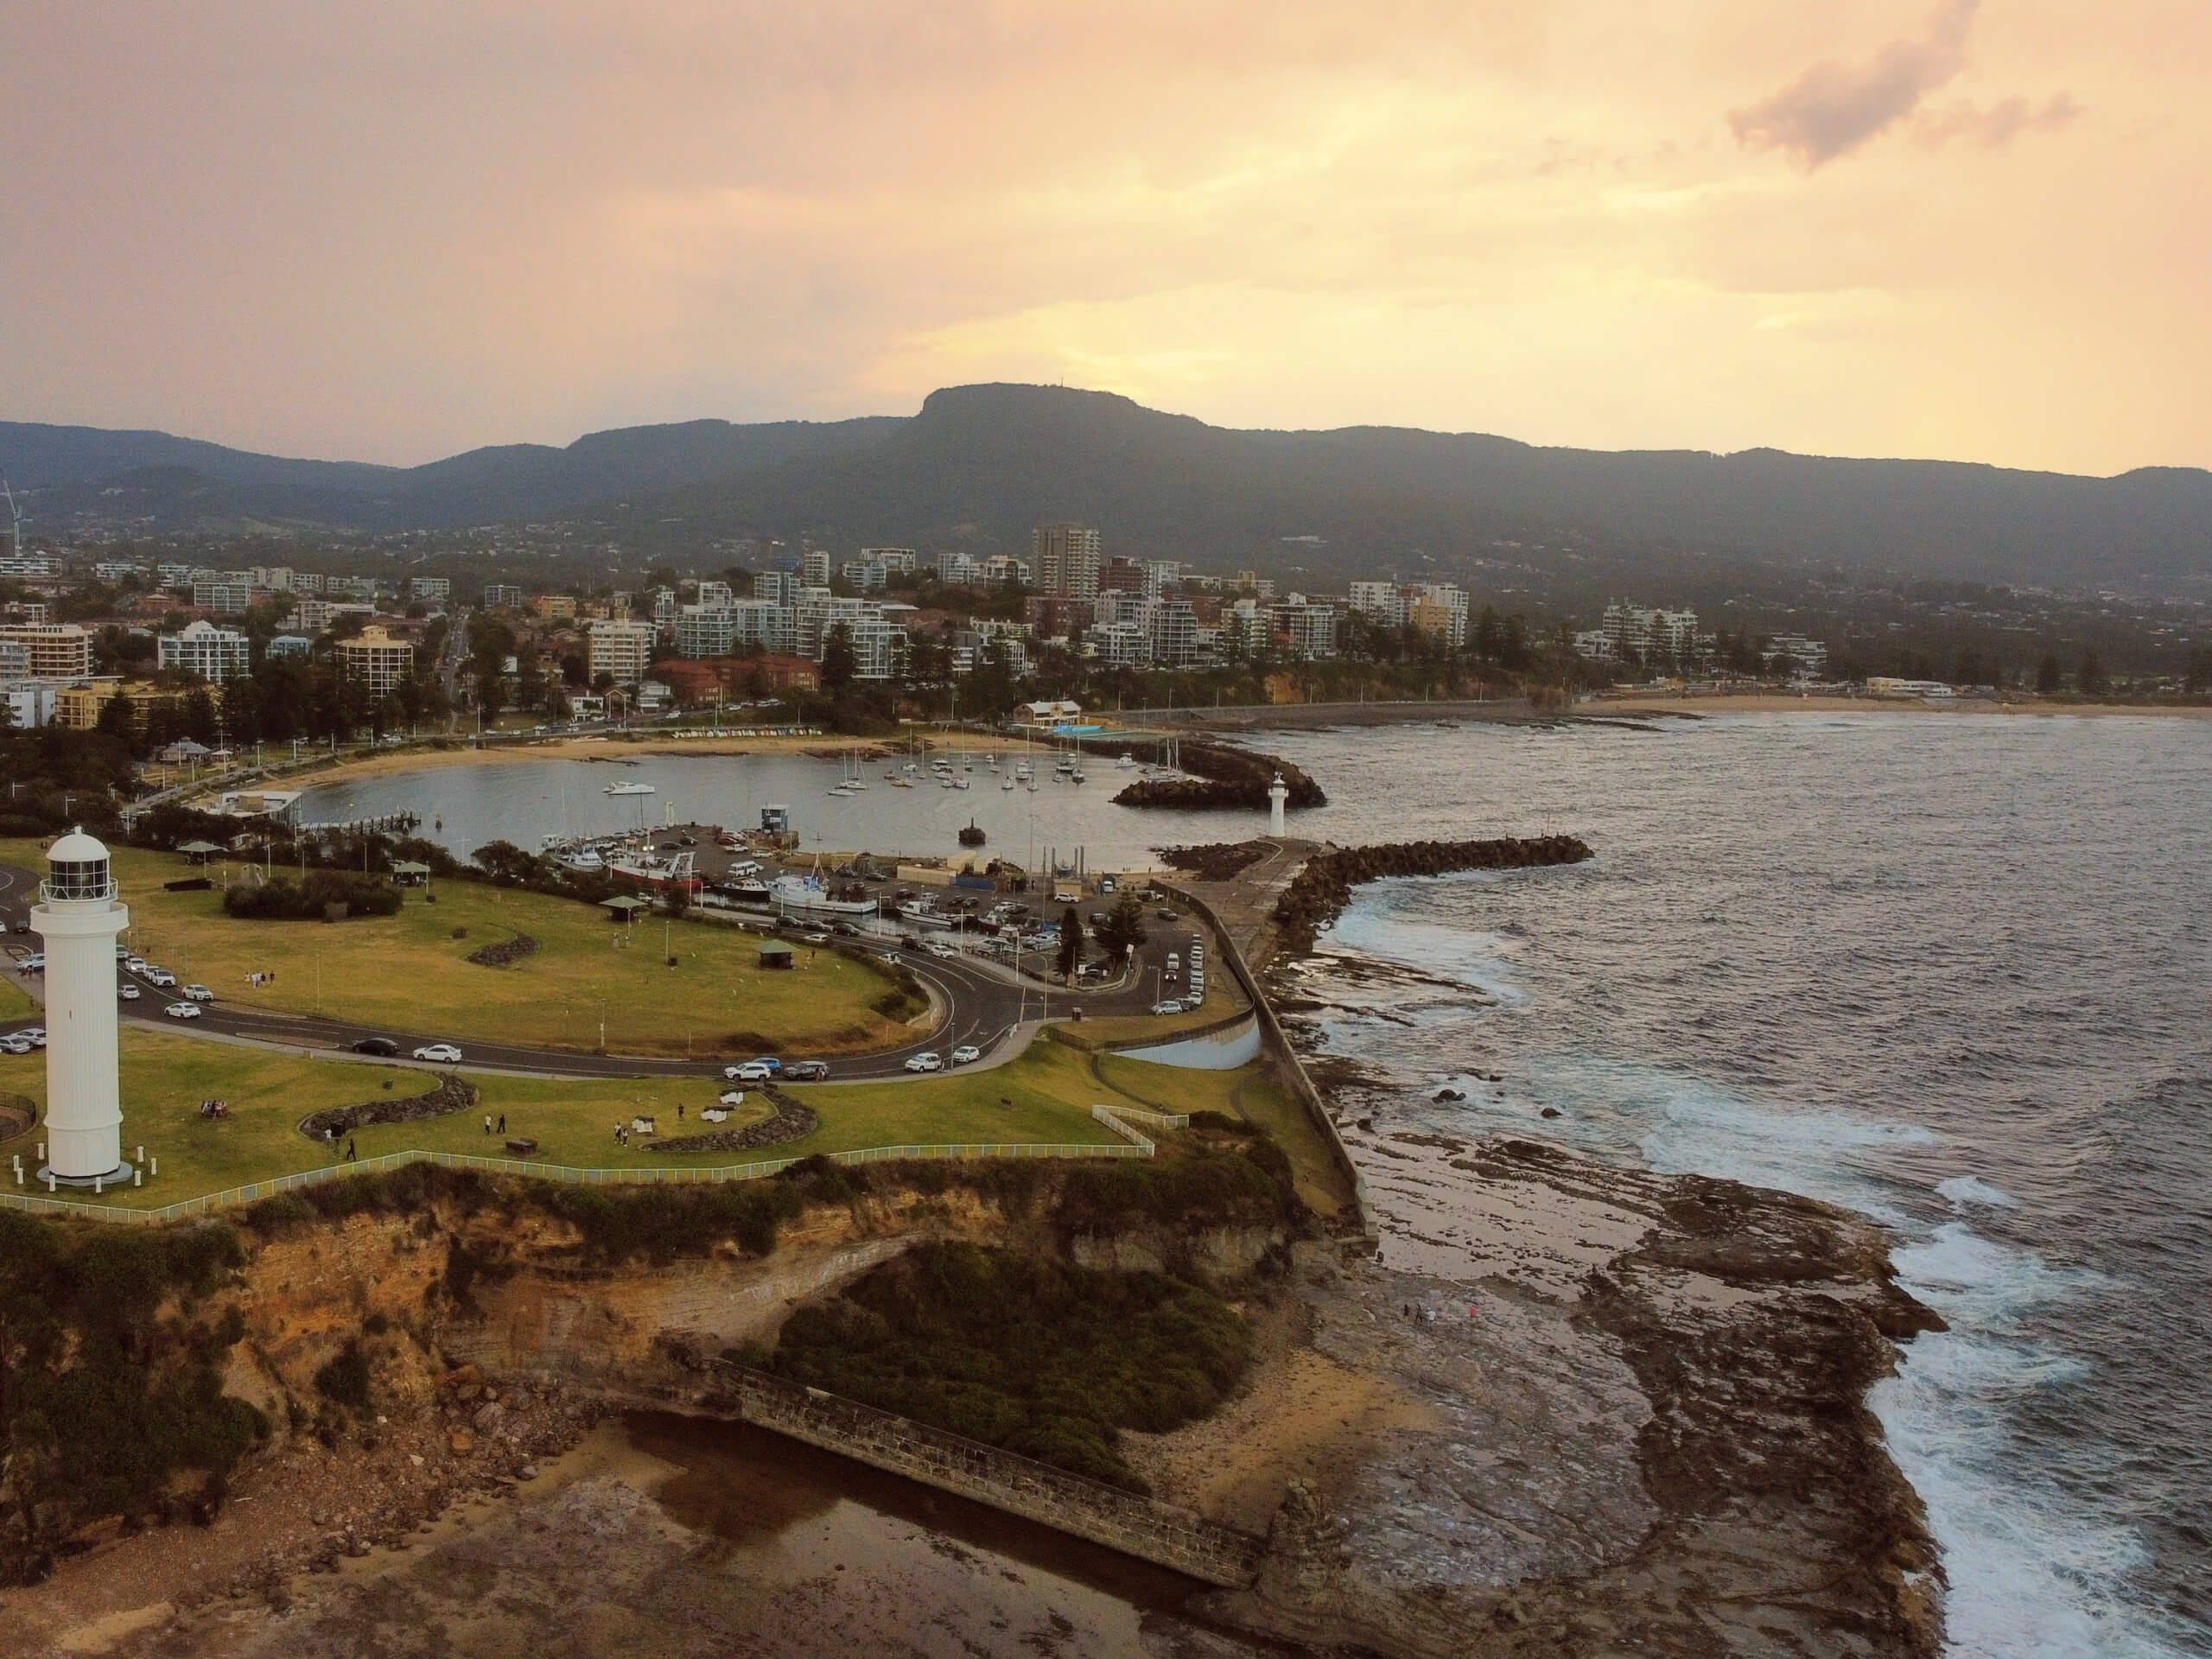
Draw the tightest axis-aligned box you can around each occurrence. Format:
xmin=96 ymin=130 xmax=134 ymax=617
xmin=4 ymin=385 xmax=2207 ymax=595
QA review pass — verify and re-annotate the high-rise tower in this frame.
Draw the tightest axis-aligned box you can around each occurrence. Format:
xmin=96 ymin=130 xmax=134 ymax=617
xmin=32 ymin=830 xmax=130 ymax=1186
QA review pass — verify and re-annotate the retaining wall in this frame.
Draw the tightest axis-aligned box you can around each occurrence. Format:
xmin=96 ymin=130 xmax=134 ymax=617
xmin=1100 ymin=1010 xmax=1262 ymax=1070
xmin=1156 ymin=877 xmax=1373 ymax=1236
xmin=712 ymin=1365 xmax=1263 ymax=1587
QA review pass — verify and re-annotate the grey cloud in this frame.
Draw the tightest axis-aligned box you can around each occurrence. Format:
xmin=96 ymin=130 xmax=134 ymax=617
xmin=1916 ymin=92 xmax=2082 ymax=149
xmin=1731 ymin=0 xmax=1979 ymax=168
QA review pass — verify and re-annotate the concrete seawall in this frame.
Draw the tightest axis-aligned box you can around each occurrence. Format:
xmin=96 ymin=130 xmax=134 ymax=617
xmin=652 ymin=1365 xmax=1267 ymax=1588
xmin=1155 ymin=873 xmax=1373 ymax=1237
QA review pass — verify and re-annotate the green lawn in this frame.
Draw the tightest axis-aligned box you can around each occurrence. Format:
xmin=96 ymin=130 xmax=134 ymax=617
xmin=0 ymin=979 xmax=33 ymax=1022
xmin=0 ymin=1031 xmax=1235 ymax=1212
xmin=1094 ymin=1050 xmax=1352 ymax=1218
xmin=0 ymin=840 xmax=908 ymax=1059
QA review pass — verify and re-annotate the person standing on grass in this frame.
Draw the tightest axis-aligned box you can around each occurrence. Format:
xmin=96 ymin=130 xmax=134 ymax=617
xmin=497 ymin=1113 xmax=506 ymax=1134
xmin=483 ymin=1114 xmax=493 ymax=1135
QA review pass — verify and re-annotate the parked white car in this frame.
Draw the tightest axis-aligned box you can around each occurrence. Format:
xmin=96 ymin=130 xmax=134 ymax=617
xmin=950 ymin=1044 xmax=981 ymax=1065
xmin=18 ymin=1027 xmax=44 ymax=1047
xmin=143 ymin=967 xmax=176 ymax=988
xmin=903 ymin=1052 xmax=943 ymax=1072
xmin=412 ymin=1042 xmax=463 ymax=1063
xmin=1151 ymin=1001 xmax=1185 ymax=1016
xmin=0 ymin=1035 xmax=29 ymax=1055
xmin=18 ymin=954 xmax=44 ymax=973
xmin=724 ymin=1060 xmax=775 ymax=1082
xmin=164 ymin=1001 xmax=203 ymax=1020
xmin=181 ymin=984 xmax=215 ymax=1002
xmin=118 ymin=983 xmax=142 ymax=1000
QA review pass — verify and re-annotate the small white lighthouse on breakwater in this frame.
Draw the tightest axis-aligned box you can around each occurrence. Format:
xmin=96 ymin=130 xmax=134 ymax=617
xmin=1268 ymin=772 xmax=1288 ymax=836
xmin=32 ymin=830 xmax=131 ymax=1186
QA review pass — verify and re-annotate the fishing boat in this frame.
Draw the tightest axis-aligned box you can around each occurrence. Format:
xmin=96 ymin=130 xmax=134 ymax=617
xmin=769 ymin=873 xmax=879 ymax=918
xmin=609 ymin=847 xmax=699 ymax=894
xmin=553 ymin=847 xmax=607 ymax=874
xmin=1116 ymin=753 xmax=1137 ymax=770
xmin=603 ymin=781 xmax=656 ymax=797
xmin=897 ymin=896 xmax=958 ymax=930
xmin=1001 ymin=777 xmax=1015 ymax=791
xmin=954 ymin=777 xmax=970 ymax=790
xmin=1069 ymin=769 xmax=1085 ymax=785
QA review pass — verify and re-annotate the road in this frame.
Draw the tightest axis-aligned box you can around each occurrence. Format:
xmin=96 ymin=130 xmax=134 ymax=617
xmin=0 ymin=861 xmax=1214 ymax=1084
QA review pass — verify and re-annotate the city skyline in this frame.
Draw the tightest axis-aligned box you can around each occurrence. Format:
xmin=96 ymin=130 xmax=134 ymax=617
xmin=3 ymin=2 xmax=2206 ymax=476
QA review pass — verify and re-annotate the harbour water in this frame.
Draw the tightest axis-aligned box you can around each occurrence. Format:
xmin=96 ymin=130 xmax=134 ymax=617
xmin=303 ymin=714 xmax=2212 ymax=1654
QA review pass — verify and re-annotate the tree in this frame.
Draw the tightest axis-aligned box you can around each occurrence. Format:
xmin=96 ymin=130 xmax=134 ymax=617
xmin=821 ymin=623 xmax=858 ymax=695
xmin=2078 ymin=651 xmax=2106 ymax=697
xmin=2035 ymin=653 xmax=2063 ymax=695
xmin=1056 ymin=905 xmax=1084 ymax=981
xmin=1091 ymin=893 xmax=1149 ymax=963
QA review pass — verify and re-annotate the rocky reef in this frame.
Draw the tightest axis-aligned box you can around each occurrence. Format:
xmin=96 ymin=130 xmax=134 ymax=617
xmin=1271 ymin=835 xmax=1594 ymax=950
xmin=1113 ymin=741 xmax=1327 ymax=811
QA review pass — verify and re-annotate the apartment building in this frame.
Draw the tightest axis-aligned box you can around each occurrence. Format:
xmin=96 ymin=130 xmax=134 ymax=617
xmin=586 ymin=618 xmax=657 ymax=686
xmin=674 ymin=605 xmax=737 ymax=658
xmin=190 ymin=577 xmax=255 ymax=614
xmin=0 ymin=622 xmax=91 ymax=679
xmin=410 ymin=577 xmax=451 ymax=602
xmin=1272 ymin=600 xmax=1339 ymax=661
xmin=294 ymin=598 xmax=378 ymax=635
xmin=334 ymin=626 xmax=417 ymax=698
xmin=801 ymin=550 xmax=832 ymax=587
xmin=54 ymin=680 xmax=184 ymax=734
xmin=1031 ymin=523 xmax=1101 ymax=600
xmin=860 ymin=548 xmax=918 ymax=574
xmin=156 ymin=620 xmax=251 ymax=683
xmin=482 ymin=584 xmax=524 ymax=612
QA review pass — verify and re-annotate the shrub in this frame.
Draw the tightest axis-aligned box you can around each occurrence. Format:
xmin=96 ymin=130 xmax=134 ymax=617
xmin=313 ymin=1339 xmax=373 ymax=1414
xmin=221 ymin=871 xmax=402 ymax=921
xmin=767 ymin=1242 xmax=1251 ymax=1492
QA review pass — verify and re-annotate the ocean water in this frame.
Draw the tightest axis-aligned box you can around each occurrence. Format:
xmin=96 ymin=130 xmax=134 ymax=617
xmin=305 ymin=714 xmax=2212 ymax=1652
xmin=1269 ymin=714 xmax=2212 ymax=1658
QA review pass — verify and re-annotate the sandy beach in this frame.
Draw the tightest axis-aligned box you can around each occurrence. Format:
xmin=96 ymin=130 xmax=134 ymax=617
xmin=238 ymin=728 xmax=1039 ymax=793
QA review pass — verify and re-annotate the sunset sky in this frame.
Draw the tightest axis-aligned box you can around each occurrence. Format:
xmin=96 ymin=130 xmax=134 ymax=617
xmin=3 ymin=2 xmax=2206 ymax=474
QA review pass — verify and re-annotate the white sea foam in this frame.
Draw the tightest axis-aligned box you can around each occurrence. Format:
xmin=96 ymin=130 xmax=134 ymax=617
xmin=1936 ymin=1174 xmax=2024 ymax=1210
xmin=1874 ymin=1228 xmax=2189 ymax=1659
xmin=1323 ymin=892 xmax=1530 ymax=1007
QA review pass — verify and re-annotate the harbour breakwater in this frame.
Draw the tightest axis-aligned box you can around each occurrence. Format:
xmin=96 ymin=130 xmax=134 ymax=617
xmin=1272 ymin=834 xmax=1593 ymax=950
xmin=1112 ymin=741 xmax=1327 ymax=811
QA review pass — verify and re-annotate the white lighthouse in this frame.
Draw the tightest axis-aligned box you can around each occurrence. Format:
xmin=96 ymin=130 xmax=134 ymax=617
xmin=32 ymin=830 xmax=131 ymax=1186
xmin=1268 ymin=772 xmax=1288 ymax=837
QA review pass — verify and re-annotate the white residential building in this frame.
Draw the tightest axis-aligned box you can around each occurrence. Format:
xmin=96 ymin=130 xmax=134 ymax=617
xmin=334 ymin=626 xmax=416 ymax=698
xmin=860 ymin=547 xmax=918 ymax=574
xmin=191 ymin=577 xmax=255 ymax=614
xmin=587 ymin=619 xmax=657 ymax=686
xmin=156 ymin=620 xmax=250 ymax=683
xmin=694 ymin=581 xmax=734 ymax=608
xmin=675 ymin=605 xmax=737 ymax=658
xmin=1271 ymin=600 xmax=1339 ymax=660
xmin=1600 ymin=601 xmax=1699 ymax=663
xmin=801 ymin=550 xmax=833 ymax=588
xmin=482 ymin=584 xmax=524 ymax=611
xmin=410 ymin=576 xmax=450 ymax=601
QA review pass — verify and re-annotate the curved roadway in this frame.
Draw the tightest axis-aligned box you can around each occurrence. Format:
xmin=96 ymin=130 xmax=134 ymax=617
xmin=0 ymin=863 xmax=1208 ymax=1084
